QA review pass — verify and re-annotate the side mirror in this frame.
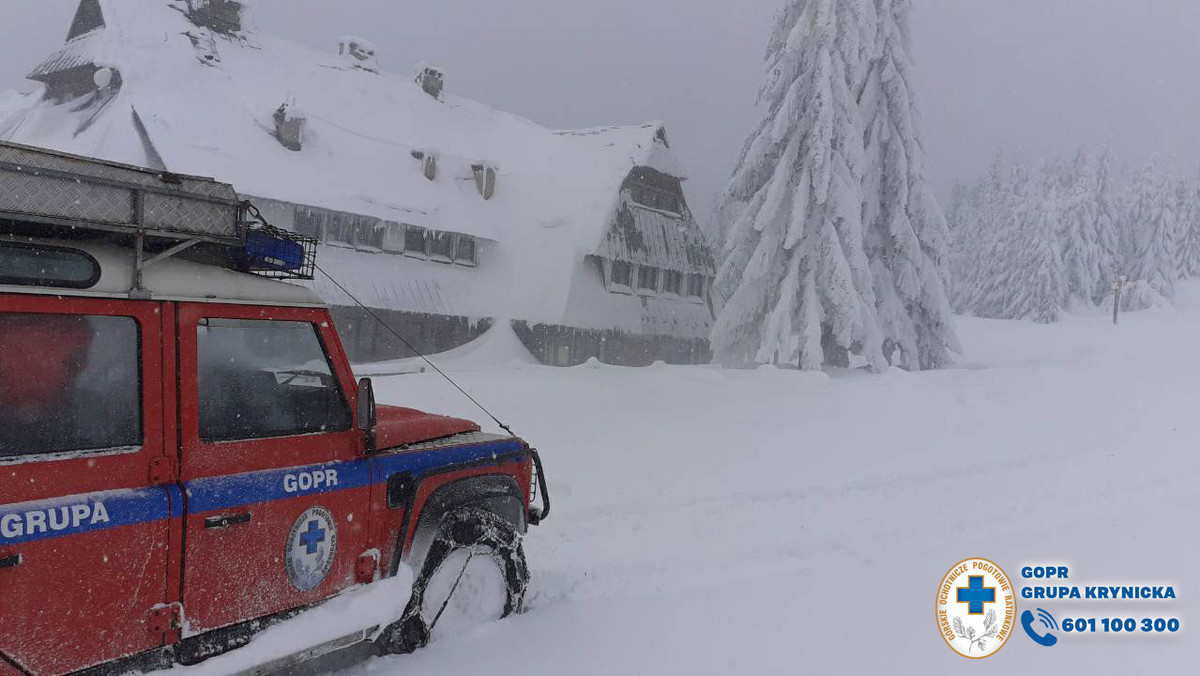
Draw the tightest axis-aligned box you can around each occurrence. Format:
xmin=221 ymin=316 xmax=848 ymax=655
xmin=357 ymin=377 xmax=377 ymax=430
xmin=358 ymin=377 xmax=377 ymax=454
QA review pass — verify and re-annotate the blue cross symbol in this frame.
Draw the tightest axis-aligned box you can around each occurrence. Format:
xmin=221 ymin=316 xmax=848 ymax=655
xmin=299 ymin=519 xmax=326 ymax=555
xmin=957 ymin=575 xmax=996 ymax=615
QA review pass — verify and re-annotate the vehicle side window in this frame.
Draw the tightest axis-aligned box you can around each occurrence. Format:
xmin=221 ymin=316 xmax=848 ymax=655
xmin=197 ymin=318 xmax=351 ymax=442
xmin=0 ymin=313 xmax=141 ymax=459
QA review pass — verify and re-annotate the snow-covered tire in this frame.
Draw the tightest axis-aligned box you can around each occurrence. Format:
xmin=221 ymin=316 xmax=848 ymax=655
xmin=378 ymin=507 xmax=528 ymax=655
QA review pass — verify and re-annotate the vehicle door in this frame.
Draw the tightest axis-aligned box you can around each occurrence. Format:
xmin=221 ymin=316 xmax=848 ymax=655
xmin=175 ymin=303 xmax=372 ymax=633
xmin=0 ymin=294 xmax=172 ymax=676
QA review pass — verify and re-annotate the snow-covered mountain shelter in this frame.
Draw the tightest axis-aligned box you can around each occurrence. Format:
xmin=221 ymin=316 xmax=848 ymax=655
xmin=0 ymin=0 xmax=716 ymax=366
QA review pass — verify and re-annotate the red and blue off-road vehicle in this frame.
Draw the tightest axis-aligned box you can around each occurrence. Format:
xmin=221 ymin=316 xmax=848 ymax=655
xmin=0 ymin=141 xmax=549 ymax=676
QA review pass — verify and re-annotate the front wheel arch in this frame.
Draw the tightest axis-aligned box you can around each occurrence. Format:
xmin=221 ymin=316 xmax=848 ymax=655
xmin=399 ymin=474 xmax=525 ymax=576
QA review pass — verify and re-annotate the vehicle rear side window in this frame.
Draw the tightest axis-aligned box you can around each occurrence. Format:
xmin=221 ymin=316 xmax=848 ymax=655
xmin=0 ymin=242 xmax=101 ymax=289
xmin=197 ymin=319 xmax=351 ymax=442
xmin=0 ymin=313 xmax=141 ymax=459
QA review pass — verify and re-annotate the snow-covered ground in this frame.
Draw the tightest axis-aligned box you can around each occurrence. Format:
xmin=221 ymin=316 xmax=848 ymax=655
xmin=339 ymin=287 xmax=1200 ymax=674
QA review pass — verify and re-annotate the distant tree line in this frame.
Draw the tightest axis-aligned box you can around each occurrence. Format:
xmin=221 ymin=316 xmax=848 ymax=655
xmin=949 ymin=149 xmax=1200 ymax=322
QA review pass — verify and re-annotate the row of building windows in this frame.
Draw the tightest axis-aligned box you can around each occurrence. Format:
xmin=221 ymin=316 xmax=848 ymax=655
xmin=294 ymin=207 xmax=477 ymax=266
xmin=606 ymin=259 xmax=706 ymax=300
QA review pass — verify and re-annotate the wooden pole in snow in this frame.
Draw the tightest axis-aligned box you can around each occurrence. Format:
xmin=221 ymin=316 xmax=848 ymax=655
xmin=1112 ymin=275 xmax=1126 ymax=325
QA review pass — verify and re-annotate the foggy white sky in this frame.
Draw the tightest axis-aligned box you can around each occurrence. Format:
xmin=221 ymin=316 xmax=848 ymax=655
xmin=2 ymin=1 xmax=1199 ymax=219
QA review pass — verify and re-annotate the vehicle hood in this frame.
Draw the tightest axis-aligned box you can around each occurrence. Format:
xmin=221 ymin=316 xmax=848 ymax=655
xmin=374 ymin=404 xmax=481 ymax=449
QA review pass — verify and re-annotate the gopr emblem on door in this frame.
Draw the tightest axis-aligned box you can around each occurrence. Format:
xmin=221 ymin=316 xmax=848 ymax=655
xmin=285 ymin=506 xmax=338 ymax=591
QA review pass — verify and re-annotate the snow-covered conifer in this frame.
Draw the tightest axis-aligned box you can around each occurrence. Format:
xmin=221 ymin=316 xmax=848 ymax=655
xmin=1126 ymin=159 xmax=1177 ymax=298
xmin=948 ymin=157 xmax=1071 ymax=322
xmin=1013 ymin=186 xmax=1067 ymax=322
xmin=982 ymin=160 xmax=1042 ymax=319
xmin=947 ymin=149 xmax=1200 ymax=318
xmin=712 ymin=0 xmax=887 ymax=370
xmin=859 ymin=0 xmax=960 ymax=369
xmin=948 ymin=153 xmax=1007 ymax=315
xmin=1091 ymin=148 xmax=1123 ymax=295
xmin=1173 ymin=173 xmax=1200 ymax=279
xmin=1059 ymin=150 xmax=1104 ymax=306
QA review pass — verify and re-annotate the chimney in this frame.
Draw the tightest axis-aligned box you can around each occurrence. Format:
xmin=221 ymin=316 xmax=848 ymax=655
xmin=415 ymin=64 xmax=444 ymax=100
xmin=273 ymin=102 xmax=305 ymax=152
xmin=338 ymin=35 xmax=381 ymax=74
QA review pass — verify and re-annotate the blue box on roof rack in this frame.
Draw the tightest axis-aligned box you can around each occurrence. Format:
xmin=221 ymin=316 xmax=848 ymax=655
xmin=236 ymin=223 xmax=316 ymax=280
xmin=243 ymin=229 xmax=305 ymax=271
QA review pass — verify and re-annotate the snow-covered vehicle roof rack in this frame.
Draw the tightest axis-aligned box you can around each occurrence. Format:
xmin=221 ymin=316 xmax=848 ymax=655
xmin=0 ymin=140 xmax=244 ymax=244
xmin=0 ymin=140 xmax=317 ymax=285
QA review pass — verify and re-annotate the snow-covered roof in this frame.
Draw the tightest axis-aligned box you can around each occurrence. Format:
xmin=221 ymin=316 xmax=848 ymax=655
xmin=0 ymin=90 xmax=36 ymax=124
xmin=3 ymin=0 xmax=683 ymax=244
xmin=0 ymin=0 xmax=689 ymax=325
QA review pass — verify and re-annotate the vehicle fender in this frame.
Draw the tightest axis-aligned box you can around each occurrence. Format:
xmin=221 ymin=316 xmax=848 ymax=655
xmin=399 ymin=474 xmax=525 ymax=574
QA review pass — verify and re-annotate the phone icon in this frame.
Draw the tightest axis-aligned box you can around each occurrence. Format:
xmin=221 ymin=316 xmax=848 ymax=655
xmin=1021 ymin=609 xmax=1059 ymax=647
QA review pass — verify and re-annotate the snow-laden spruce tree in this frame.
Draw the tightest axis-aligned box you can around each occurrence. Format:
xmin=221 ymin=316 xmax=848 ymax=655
xmin=946 ymin=182 xmax=979 ymax=310
xmin=712 ymin=0 xmax=887 ymax=370
xmin=1054 ymin=148 xmax=1127 ymax=304
xmin=974 ymin=160 xmax=1042 ymax=319
xmin=1012 ymin=185 xmax=1067 ymax=322
xmin=1173 ymin=174 xmax=1200 ymax=278
xmin=948 ymin=157 xmax=1070 ymax=322
xmin=947 ymin=148 xmax=1200 ymax=319
xmin=859 ymin=0 xmax=960 ymax=369
xmin=1126 ymin=159 xmax=1177 ymax=298
xmin=948 ymin=153 xmax=1007 ymax=314
xmin=1091 ymin=148 xmax=1124 ymax=295
xmin=1059 ymin=150 xmax=1105 ymax=305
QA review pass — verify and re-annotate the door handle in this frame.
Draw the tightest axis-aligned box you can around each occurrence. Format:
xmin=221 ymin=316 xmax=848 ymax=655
xmin=204 ymin=513 xmax=251 ymax=530
xmin=0 ymin=554 xmax=21 ymax=569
